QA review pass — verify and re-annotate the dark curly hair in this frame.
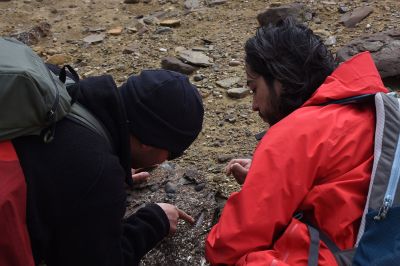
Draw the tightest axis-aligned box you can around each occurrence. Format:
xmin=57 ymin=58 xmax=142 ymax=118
xmin=245 ymin=17 xmax=336 ymax=123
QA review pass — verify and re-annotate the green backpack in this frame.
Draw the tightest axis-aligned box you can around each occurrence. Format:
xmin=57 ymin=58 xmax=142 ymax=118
xmin=0 ymin=37 xmax=111 ymax=145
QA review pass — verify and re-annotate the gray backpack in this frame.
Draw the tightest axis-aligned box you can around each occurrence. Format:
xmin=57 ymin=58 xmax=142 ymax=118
xmin=0 ymin=37 xmax=111 ymax=145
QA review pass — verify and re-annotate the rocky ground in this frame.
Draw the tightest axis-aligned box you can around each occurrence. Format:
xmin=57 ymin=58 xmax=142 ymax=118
xmin=1 ymin=0 xmax=399 ymax=265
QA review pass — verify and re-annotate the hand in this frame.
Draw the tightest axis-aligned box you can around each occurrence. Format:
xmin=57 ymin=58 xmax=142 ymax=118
xmin=131 ymin=168 xmax=150 ymax=184
xmin=156 ymin=203 xmax=195 ymax=236
xmin=225 ymin=158 xmax=252 ymax=185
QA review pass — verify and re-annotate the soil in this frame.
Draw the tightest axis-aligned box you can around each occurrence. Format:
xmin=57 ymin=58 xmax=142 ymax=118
xmin=1 ymin=0 xmax=399 ymax=265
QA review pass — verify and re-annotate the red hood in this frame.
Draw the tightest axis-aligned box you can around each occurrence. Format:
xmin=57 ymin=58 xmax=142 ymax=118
xmin=303 ymin=52 xmax=388 ymax=107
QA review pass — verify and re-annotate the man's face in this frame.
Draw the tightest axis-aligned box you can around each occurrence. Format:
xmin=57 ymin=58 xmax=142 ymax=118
xmin=130 ymin=135 xmax=169 ymax=169
xmin=246 ymin=65 xmax=282 ymax=125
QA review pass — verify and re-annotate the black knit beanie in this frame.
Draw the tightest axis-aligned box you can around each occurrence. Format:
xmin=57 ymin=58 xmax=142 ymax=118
xmin=119 ymin=69 xmax=204 ymax=160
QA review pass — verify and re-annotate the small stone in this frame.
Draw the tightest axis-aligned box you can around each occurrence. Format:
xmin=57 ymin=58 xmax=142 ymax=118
xmin=193 ymin=74 xmax=205 ymax=81
xmin=324 ymin=36 xmax=337 ymax=46
xmin=159 ymin=48 xmax=167 ymax=52
xmin=184 ymin=0 xmax=200 ymax=10
xmin=338 ymin=5 xmax=349 ymax=14
xmin=165 ymin=182 xmax=177 ymax=193
xmin=124 ymin=0 xmax=139 ymax=3
xmin=194 ymin=183 xmax=206 ymax=192
xmin=143 ymin=17 xmax=158 ymax=25
xmin=229 ymin=60 xmax=241 ymax=67
xmin=107 ymin=27 xmax=123 ymax=35
xmin=224 ymin=115 xmax=236 ymax=123
xmin=227 ymin=87 xmax=250 ymax=99
xmin=123 ymin=44 xmax=139 ymax=54
xmin=127 ymin=27 xmax=138 ymax=33
xmin=149 ymin=184 xmax=159 ymax=192
xmin=160 ymin=19 xmax=181 ymax=27
xmin=155 ymin=26 xmax=173 ymax=34
xmin=216 ymin=77 xmax=241 ymax=88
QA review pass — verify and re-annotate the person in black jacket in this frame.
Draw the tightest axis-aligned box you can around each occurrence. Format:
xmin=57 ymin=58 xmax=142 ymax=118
xmin=12 ymin=69 xmax=204 ymax=266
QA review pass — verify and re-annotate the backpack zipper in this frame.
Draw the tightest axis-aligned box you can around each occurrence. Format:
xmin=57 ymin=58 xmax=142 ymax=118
xmin=374 ymin=97 xmax=400 ymax=220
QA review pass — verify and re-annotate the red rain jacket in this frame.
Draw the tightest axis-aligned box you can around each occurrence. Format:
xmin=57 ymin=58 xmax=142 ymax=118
xmin=0 ymin=141 xmax=35 ymax=266
xmin=205 ymin=52 xmax=388 ymax=265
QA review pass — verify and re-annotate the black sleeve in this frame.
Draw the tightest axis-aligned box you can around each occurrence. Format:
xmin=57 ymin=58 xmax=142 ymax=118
xmin=122 ymin=204 xmax=170 ymax=265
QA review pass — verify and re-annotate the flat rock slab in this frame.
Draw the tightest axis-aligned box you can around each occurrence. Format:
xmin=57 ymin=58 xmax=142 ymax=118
xmin=178 ymin=49 xmax=213 ymax=67
xmin=216 ymin=77 xmax=241 ymax=88
xmin=340 ymin=6 xmax=373 ymax=28
xmin=83 ymin=33 xmax=105 ymax=44
xmin=336 ymin=30 xmax=400 ymax=79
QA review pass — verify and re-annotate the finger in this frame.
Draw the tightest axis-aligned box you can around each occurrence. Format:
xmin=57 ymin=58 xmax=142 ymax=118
xmin=135 ymin=164 xmax=159 ymax=173
xmin=225 ymin=164 xmax=232 ymax=176
xmin=231 ymin=163 xmax=248 ymax=184
xmin=132 ymin=172 xmax=150 ymax=183
xmin=225 ymin=159 xmax=241 ymax=175
xmin=177 ymin=208 xmax=195 ymax=224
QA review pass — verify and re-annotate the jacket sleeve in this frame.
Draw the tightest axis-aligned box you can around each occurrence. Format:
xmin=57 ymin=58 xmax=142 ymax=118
xmin=122 ymin=204 xmax=170 ymax=265
xmin=205 ymin=120 xmax=329 ymax=265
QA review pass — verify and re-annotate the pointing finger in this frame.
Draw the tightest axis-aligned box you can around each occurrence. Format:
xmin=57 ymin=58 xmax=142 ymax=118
xmin=177 ymin=208 xmax=195 ymax=224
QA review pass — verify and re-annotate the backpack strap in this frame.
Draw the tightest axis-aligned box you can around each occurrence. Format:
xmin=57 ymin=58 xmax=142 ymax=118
xmin=307 ymin=225 xmax=320 ymax=266
xmin=67 ymin=103 xmax=114 ymax=151
xmin=356 ymin=92 xmax=400 ymax=244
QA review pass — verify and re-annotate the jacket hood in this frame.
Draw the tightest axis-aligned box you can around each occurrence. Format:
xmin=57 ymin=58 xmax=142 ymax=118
xmin=303 ymin=52 xmax=388 ymax=107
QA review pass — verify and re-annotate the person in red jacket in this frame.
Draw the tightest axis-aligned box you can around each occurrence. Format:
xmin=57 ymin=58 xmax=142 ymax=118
xmin=205 ymin=18 xmax=388 ymax=265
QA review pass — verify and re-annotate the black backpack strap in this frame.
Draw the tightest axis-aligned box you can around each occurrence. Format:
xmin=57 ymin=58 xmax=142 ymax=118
xmin=307 ymin=224 xmax=320 ymax=266
xmin=319 ymin=94 xmax=375 ymax=106
xmin=59 ymin=65 xmax=80 ymax=105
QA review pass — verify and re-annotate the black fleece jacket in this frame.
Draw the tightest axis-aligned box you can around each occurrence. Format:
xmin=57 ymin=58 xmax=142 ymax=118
xmin=12 ymin=73 xmax=169 ymax=266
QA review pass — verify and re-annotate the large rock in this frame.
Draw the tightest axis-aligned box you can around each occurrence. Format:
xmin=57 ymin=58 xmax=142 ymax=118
xmin=340 ymin=6 xmax=373 ymax=28
xmin=336 ymin=30 xmax=400 ymax=79
xmin=10 ymin=22 xmax=51 ymax=45
xmin=257 ymin=3 xmax=312 ymax=26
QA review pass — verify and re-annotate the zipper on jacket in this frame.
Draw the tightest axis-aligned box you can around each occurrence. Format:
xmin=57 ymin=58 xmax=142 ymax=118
xmin=374 ymin=97 xmax=400 ymax=220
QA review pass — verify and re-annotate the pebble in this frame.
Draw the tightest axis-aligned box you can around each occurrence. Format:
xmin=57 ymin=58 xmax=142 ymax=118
xmin=165 ymin=182 xmax=177 ymax=193
xmin=194 ymin=183 xmax=206 ymax=192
